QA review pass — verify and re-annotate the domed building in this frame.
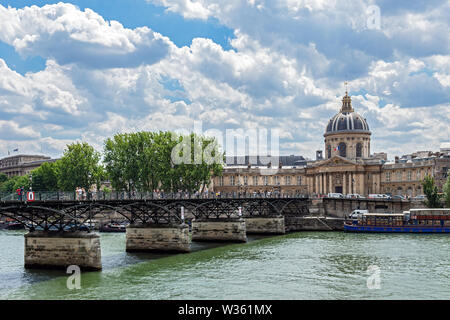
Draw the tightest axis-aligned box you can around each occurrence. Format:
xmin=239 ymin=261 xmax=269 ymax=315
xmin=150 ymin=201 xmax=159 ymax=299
xmin=324 ymin=92 xmax=371 ymax=159
xmin=212 ymin=90 xmax=449 ymax=198
xmin=304 ymin=91 xmax=383 ymax=195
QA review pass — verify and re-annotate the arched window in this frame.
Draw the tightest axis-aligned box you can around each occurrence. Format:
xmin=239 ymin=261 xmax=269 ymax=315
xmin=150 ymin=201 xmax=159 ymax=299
xmin=356 ymin=143 xmax=363 ymax=158
xmin=338 ymin=142 xmax=347 ymax=157
xmin=327 ymin=145 xmax=331 ymax=159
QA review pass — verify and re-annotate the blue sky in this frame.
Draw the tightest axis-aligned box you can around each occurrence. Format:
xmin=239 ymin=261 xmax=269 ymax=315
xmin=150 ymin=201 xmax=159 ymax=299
xmin=0 ymin=0 xmax=234 ymax=74
xmin=0 ymin=0 xmax=449 ymax=159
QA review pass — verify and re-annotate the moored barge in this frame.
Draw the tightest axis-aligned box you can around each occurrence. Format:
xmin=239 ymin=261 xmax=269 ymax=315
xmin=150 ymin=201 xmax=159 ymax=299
xmin=344 ymin=208 xmax=450 ymax=233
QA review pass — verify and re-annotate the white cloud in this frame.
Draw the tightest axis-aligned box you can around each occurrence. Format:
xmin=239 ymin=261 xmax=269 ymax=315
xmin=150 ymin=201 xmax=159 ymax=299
xmin=0 ymin=1 xmax=448 ymax=160
xmin=0 ymin=120 xmax=40 ymax=140
xmin=0 ymin=3 xmax=172 ymax=68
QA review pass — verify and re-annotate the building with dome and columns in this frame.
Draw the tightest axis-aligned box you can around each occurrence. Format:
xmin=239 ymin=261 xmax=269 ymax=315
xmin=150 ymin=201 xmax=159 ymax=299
xmin=212 ymin=91 xmax=450 ymax=198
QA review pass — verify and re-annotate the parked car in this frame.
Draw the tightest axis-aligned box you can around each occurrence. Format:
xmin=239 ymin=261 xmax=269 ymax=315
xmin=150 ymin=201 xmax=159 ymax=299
xmin=327 ymin=193 xmax=344 ymax=198
xmin=412 ymin=195 xmax=426 ymax=201
xmin=368 ymin=194 xmax=392 ymax=200
xmin=346 ymin=193 xmax=365 ymax=199
xmin=349 ymin=209 xmax=369 ymax=219
xmin=392 ymin=195 xmax=406 ymax=200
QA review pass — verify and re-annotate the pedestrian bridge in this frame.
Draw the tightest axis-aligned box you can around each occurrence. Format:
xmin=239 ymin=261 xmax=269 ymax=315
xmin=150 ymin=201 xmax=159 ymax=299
xmin=0 ymin=192 xmax=309 ymax=232
xmin=0 ymin=192 xmax=310 ymax=271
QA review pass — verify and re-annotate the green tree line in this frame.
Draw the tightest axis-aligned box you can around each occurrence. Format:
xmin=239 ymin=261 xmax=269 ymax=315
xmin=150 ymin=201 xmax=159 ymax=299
xmin=0 ymin=131 xmax=223 ymax=194
xmin=422 ymin=175 xmax=450 ymax=208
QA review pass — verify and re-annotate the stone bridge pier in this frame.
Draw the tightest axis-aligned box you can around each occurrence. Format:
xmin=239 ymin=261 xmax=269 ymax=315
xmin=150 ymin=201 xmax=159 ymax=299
xmin=126 ymin=223 xmax=190 ymax=253
xmin=24 ymin=231 xmax=102 ymax=271
xmin=192 ymin=218 xmax=247 ymax=242
xmin=244 ymin=216 xmax=286 ymax=234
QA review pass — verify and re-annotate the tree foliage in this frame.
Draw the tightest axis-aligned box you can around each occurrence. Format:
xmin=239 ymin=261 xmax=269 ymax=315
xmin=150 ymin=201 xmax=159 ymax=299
xmin=0 ymin=175 xmax=30 ymax=192
xmin=422 ymin=175 xmax=441 ymax=208
xmin=30 ymin=162 xmax=59 ymax=191
xmin=104 ymin=131 xmax=223 ymax=193
xmin=0 ymin=132 xmax=223 ymax=194
xmin=58 ymin=142 xmax=103 ymax=192
xmin=443 ymin=175 xmax=450 ymax=208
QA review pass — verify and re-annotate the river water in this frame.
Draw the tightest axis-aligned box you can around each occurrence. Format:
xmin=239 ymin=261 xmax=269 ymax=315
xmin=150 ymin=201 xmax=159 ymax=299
xmin=0 ymin=230 xmax=448 ymax=300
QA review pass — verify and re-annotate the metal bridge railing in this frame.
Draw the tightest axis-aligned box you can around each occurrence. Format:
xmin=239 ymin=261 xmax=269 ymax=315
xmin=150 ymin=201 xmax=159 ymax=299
xmin=0 ymin=191 xmax=309 ymax=202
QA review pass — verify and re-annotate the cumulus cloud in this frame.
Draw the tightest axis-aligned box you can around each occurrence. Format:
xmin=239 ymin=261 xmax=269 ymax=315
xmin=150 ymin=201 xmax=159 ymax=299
xmin=0 ymin=120 xmax=40 ymax=140
xmin=0 ymin=3 xmax=172 ymax=69
xmin=0 ymin=1 xmax=449 ymax=160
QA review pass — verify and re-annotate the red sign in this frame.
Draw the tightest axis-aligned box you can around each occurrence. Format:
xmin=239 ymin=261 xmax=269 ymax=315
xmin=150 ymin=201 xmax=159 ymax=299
xmin=27 ymin=192 xmax=35 ymax=202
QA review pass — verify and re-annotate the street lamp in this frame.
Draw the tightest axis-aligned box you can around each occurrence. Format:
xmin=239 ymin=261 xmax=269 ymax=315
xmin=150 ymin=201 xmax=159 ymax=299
xmin=29 ymin=174 xmax=32 ymax=191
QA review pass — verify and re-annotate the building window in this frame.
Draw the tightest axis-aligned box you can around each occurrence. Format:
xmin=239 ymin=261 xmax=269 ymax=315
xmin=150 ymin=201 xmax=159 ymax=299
xmin=338 ymin=142 xmax=347 ymax=157
xmin=285 ymin=176 xmax=291 ymax=185
xmin=407 ymin=171 xmax=412 ymax=181
xmin=230 ymin=175 xmax=235 ymax=186
xmin=417 ymin=170 xmax=421 ymax=180
xmin=297 ymin=176 xmax=302 ymax=186
xmin=356 ymin=143 xmax=362 ymax=158
xmin=274 ymin=176 xmax=279 ymax=185
xmin=386 ymin=172 xmax=391 ymax=182
xmin=396 ymin=171 xmax=402 ymax=181
xmin=264 ymin=176 xmax=268 ymax=186
xmin=253 ymin=176 xmax=258 ymax=186
xmin=327 ymin=145 xmax=331 ymax=159
xmin=244 ymin=175 xmax=248 ymax=186
xmin=219 ymin=176 xmax=224 ymax=186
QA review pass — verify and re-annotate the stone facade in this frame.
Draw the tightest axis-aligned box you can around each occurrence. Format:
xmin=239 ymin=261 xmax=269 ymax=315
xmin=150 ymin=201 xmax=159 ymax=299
xmin=24 ymin=231 xmax=102 ymax=270
xmin=126 ymin=224 xmax=190 ymax=253
xmin=212 ymin=92 xmax=450 ymax=198
xmin=0 ymin=155 xmax=55 ymax=178
xmin=192 ymin=218 xmax=247 ymax=242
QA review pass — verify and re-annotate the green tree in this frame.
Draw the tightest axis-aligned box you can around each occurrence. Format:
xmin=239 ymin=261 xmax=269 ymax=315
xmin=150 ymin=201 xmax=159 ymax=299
xmin=170 ymin=133 xmax=223 ymax=193
xmin=30 ymin=161 xmax=60 ymax=191
xmin=104 ymin=133 xmax=142 ymax=191
xmin=0 ymin=175 xmax=30 ymax=192
xmin=103 ymin=131 xmax=224 ymax=193
xmin=58 ymin=142 xmax=103 ymax=192
xmin=0 ymin=173 xmax=7 ymax=184
xmin=422 ymin=175 xmax=441 ymax=208
xmin=0 ymin=173 xmax=8 ymax=190
xmin=443 ymin=175 xmax=450 ymax=208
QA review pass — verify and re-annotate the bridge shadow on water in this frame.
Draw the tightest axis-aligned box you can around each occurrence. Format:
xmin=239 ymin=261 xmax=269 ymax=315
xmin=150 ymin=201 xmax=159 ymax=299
xmin=0 ymin=229 xmax=290 ymax=299
xmin=100 ymin=233 xmax=271 ymax=271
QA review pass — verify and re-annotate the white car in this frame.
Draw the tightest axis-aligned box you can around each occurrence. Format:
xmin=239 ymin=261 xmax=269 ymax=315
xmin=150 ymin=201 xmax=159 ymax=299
xmin=346 ymin=193 xmax=365 ymax=199
xmin=327 ymin=193 xmax=344 ymax=198
xmin=349 ymin=209 xmax=369 ymax=219
xmin=368 ymin=194 xmax=392 ymax=200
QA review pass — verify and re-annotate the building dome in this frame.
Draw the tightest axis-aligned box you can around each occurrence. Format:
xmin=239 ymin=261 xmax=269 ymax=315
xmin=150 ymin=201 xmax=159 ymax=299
xmin=325 ymin=92 xmax=370 ymax=135
xmin=323 ymin=91 xmax=372 ymax=159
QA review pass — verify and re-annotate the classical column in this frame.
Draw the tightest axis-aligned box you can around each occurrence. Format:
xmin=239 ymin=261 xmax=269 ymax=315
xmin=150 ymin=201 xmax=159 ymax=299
xmin=350 ymin=172 xmax=354 ymax=194
xmin=329 ymin=174 xmax=333 ymax=193
xmin=359 ymin=173 xmax=365 ymax=196
xmin=315 ymin=175 xmax=319 ymax=194
xmin=319 ymin=173 xmax=323 ymax=194
xmin=343 ymin=172 xmax=347 ymax=195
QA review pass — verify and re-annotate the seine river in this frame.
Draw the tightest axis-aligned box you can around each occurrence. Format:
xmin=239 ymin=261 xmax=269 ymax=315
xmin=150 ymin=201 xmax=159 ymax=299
xmin=0 ymin=230 xmax=448 ymax=300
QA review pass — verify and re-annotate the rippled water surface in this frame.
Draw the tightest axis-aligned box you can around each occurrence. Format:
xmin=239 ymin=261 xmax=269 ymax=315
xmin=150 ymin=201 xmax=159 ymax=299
xmin=0 ymin=230 xmax=448 ymax=299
